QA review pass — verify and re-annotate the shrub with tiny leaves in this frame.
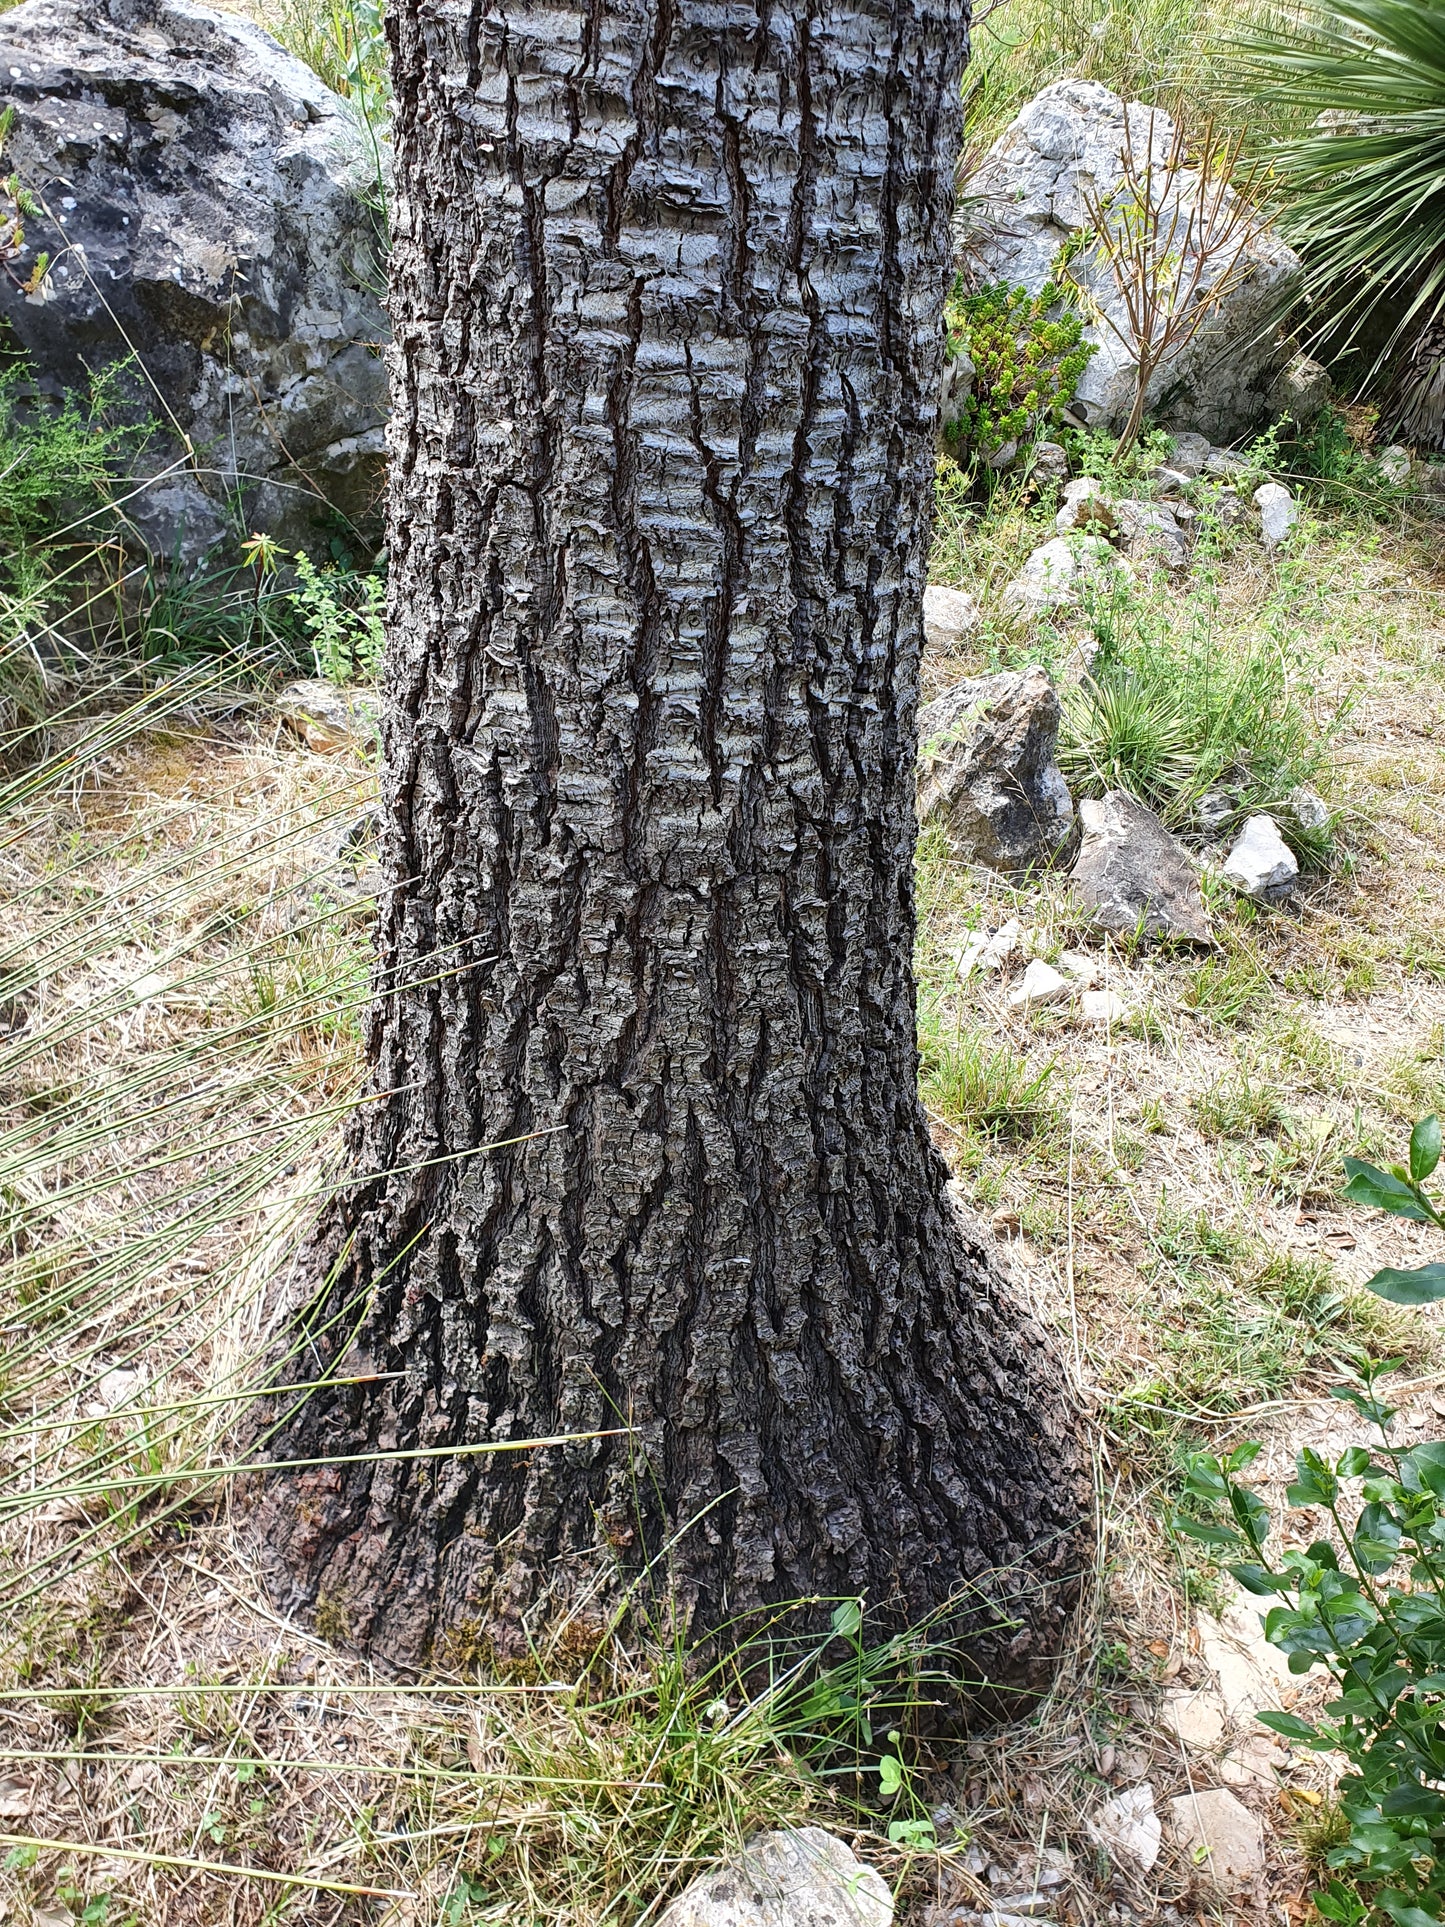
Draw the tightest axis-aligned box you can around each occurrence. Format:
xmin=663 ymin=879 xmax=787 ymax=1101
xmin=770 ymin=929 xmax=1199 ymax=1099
xmin=943 ymin=278 xmax=1095 ymax=465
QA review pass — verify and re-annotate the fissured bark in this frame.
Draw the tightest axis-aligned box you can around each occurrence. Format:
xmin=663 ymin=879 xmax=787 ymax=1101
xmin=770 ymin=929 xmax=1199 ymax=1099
xmin=245 ymin=0 xmax=1090 ymax=1677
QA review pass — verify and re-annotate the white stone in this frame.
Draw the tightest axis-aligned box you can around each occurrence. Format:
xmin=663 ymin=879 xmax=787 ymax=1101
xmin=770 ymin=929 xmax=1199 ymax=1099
xmin=1085 ymin=1785 xmax=1161 ymax=1873
xmin=923 ymin=584 xmax=982 ymax=652
xmin=1056 ymin=949 xmax=1101 ymax=984
xmin=1080 ymin=988 xmax=1126 ymax=1026
xmin=958 ymin=918 xmax=1023 ymax=981
xmin=1008 ymin=959 xmax=1069 ymax=1010
xmin=1160 ymin=1685 xmax=1227 ymax=1748
xmin=657 ymin=1828 xmax=891 ymax=1927
xmin=1001 ymin=536 xmax=1128 ymax=618
xmin=1165 ymin=1788 xmax=1265 ymax=1887
xmin=1254 ymin=481 xmax=1298 ymax=549
xmin=1378 ymin=444 xmax=1411 ymax=485
xmin=1221 ymin=812 xmax=1298 ymax=899
xmin=1198 ymin=1592 xmax=1295 ymax=1717
xmin=1219 ymin=1734 xmax=1288 ymax=1789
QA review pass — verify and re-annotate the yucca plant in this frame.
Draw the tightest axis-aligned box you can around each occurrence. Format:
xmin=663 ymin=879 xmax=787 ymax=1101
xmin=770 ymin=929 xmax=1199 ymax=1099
xmin=1233 ymin=0 xmax=1445 ymax=444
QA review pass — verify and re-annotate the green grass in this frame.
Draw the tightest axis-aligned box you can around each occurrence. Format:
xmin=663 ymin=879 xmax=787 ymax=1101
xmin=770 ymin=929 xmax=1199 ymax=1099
xmin=1057 ymin=568 xmax=1331 ymax=843
xmin=962 ymin=0 xmax=1314 ymax=150
xmin=919 ymin=1024 xmax=1057 ymax=1139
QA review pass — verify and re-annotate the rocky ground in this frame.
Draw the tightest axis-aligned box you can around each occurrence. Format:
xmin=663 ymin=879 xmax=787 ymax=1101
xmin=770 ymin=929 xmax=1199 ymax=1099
xmin=0 ymin=429 xmax=1440 ymax=1927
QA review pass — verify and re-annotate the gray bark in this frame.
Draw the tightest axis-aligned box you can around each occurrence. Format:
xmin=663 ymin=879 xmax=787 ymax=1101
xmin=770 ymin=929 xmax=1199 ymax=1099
xmin=245 ymin=0 xmax=1090 ymax=1678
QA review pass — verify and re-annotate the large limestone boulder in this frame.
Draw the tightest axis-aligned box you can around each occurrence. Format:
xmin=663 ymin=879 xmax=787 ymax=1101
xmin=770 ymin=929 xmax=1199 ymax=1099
xmin=0 ymin=0 xmax=389 ymax=565
xmin=962 ymin=80 xmax=1306 ymax=445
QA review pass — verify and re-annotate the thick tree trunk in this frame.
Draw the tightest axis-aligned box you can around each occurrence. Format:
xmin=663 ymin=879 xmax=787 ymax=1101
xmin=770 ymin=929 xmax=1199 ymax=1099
xmin=245 ymin=0 xmax=1090 ymax=1677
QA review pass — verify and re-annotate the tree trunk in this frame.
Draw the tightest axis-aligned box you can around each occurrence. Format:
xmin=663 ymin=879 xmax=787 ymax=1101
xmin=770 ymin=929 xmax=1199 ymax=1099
xmin=245 ymin=0 xmax=1090 ymax=1680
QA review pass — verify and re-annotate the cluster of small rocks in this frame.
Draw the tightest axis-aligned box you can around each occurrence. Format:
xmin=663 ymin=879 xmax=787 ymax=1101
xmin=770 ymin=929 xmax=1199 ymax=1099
xmin=992 ymin=437 xmax=1302 ymax=622
xmin=915 ymin=628 xmax=1327 ymax=989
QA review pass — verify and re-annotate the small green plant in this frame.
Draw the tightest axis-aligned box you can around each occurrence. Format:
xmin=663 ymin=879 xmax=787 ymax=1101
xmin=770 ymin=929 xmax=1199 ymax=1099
xmin=1175 ymin=1372 xmax=1445 ymax=1927
xmin=943 ymin=278 xmax=1095 ymax=464
xmin=289 ymin=551 xmax=385 ymax=683
xmin=265 ymin=0 xmax=390 ymax=222
xmin=1193 ymin=1065 xmax=1285 ymax=1140
xmin=1075 ymin=111 xmax=1268 ymax=453
xmin=1171 ymin=1121 xmax=1445 ymax=1927
xmin=1057 ymin=573 xmax=1329 ymax=839
xmin=1343 ymin=1115 xmax=1444 ymax=1304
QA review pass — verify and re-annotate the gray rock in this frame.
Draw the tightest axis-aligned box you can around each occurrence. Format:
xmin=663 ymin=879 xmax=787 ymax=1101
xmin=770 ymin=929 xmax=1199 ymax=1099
xmin=1029 ymin=439 xmax=1070 ymax=486
xmin=1071 ymin=791 xmax=1213 ymax=944
xmin=1055 ymin=477 xmax=1114 ymax=534
xmin=275 ymin=679 xmax=379 ymax=753
xmin=1378 ymin=443 xmax=1411 ymax=485
xmin=1001 ymin=535 xmax=1128 ymax=617
xmin=923 ymin=584 xmax=982 ymax=652
xmin=917 ymin=666 xmax=1074 ymax=872
xmin=1286 ymin=783 xmax=1330 ymax=832
xmin=962 ymin=81 xmax=1303 ymax=444
xmin=940 ymin=349 xmax=975 ymax=441
xmin=1151 ymin=465 xmax=1195 ymax=495
xmin=1205 ymin=484 xmax=1251 ymax=528
xmin=1268 ymin=350 xmax=1331 ymax=426
xmin=657 ymin=1828 xmax=891 ymax=1927
xmin=1112 ymin=498 xmax=1188 ymax=570
xmin=1221 ymin=812 xmax=1297 ymax=899
xmin=1193 ymin=788 xmax=1235 ymax=835
xmin=1205 ymin=448 xmax=1244 ymax=478
xmin=0 ymin=0 xmax=389 ymax=567
xmin=1254 ymin=482 xmax=1298 ymax=549
xmin=1166 ymin=432 xmax=1213 ymax=477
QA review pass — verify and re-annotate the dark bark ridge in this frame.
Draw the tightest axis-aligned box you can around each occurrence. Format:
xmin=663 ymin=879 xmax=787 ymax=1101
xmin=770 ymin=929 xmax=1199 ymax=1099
xmin=245 ymin=0 xmax=1091 ymax=1674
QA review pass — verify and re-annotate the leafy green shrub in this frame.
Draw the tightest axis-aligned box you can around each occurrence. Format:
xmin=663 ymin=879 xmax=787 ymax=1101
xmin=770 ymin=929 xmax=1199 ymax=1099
xmin=289 ymin=551 xmax=385 ymax=683
xmin=1174 ymin=1119 xmax=1445 ymax=1927
xmin=943 ymin=279 xmax=1095 ymax=464
xmin=1178 ymin=1392 xmax=1445 ymax=1927
xmin=1343 ymin=1115 xmax=1444 ymax=1304
xmin=0 ymin=360 xmax=139 ymax=585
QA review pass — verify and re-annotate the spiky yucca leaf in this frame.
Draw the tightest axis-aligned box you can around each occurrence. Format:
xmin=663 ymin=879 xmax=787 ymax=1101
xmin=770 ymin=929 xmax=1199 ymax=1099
xmin=1233 ymin=0 xmax=1445 ymax=423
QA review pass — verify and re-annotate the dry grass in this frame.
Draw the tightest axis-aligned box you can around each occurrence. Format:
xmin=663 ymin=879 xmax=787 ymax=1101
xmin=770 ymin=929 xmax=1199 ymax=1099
xmin=0 ymin=456 xmax=1439 ymax=1925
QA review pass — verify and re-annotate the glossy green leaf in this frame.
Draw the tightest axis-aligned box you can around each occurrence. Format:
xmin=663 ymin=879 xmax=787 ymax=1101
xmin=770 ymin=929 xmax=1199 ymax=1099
xmin=1409 ymin=1114 xmax=1442 ymax=1184
xmin=1343 ymin=1159 xmax=1435 ymax=1222
xmin=1366 ymin=1264 xmax=1445 ymax=1305
xmin=1256 ymin=1709 xmax=1319 ymax=1740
